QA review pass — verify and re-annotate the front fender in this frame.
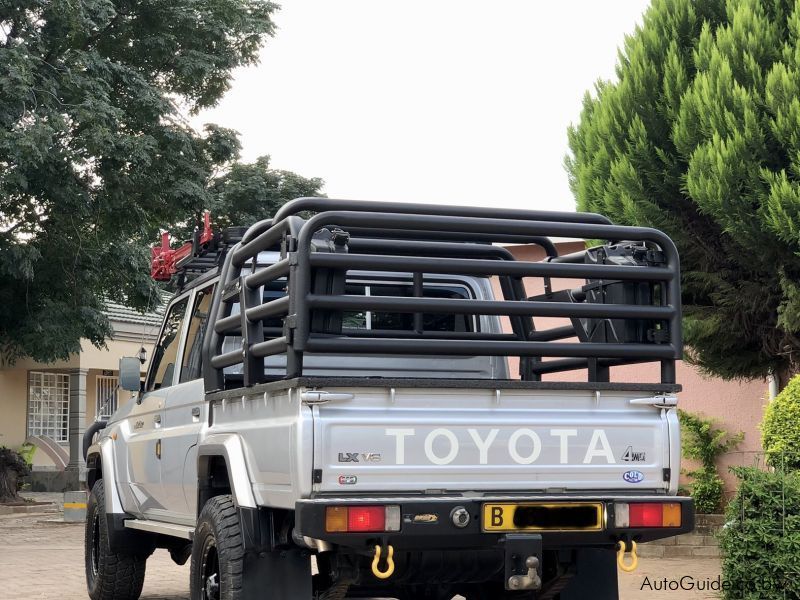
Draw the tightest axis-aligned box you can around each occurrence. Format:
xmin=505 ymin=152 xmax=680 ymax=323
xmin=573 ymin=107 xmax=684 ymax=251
xmin=86 ymin=438 xmax=125 ymax=517
xmin=198 ymin=434 xmax=257 ymax=509
xmin=86 ymin=437 xmax=154 ymax=553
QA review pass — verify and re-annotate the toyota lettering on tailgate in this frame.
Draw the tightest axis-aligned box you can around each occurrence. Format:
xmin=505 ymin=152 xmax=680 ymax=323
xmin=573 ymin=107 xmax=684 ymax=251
xmin=384 ymin=427 xmax=619 ymax=465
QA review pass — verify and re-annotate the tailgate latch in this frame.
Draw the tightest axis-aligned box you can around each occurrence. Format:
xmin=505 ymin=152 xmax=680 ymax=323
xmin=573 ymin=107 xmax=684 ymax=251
xmin=628 ymin=395 xmax=677 ymax=408
xmin=300 ymin=391 xmax=355 ymax=405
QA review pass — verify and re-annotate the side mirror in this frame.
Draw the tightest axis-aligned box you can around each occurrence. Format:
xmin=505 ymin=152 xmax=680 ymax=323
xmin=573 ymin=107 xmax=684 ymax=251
xmin=119 ymin=357 xmax=142 ymax=392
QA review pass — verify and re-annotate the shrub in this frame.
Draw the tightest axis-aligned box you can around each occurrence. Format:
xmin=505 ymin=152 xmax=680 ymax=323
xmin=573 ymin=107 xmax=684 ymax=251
xmin=679 ymin=410 xmax=743 ymax=513
xmin=685 ymin=467 xmax=725 ymax=515
xmin=0 ymin=447 xmax=31 ymax=503
xmin=762 ymin=375 xmax=800 ymax=470
xmin=719 ymin=467 xmax=800 ymax=599
xmin=17 ymin=443 xmax=36 ymax=467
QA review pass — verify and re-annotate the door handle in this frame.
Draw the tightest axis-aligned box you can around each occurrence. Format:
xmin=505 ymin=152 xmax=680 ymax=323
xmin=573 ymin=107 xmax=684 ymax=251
xmin=191 ymin=407 xmax=201 ymax=422
xmin=153 ymin=414 xmax=162 ymax=425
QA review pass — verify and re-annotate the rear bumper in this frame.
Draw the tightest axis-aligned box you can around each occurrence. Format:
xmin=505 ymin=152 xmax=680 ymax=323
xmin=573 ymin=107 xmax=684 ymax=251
xmin=295 ymin=495 xmax=694 ymax=550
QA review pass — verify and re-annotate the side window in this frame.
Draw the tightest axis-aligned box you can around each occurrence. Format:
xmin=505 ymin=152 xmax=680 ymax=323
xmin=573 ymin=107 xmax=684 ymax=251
xmin=146 ymin=297 xmax=189 ymax=391
xmin=180 ymin=285 xmax=215 ymax=383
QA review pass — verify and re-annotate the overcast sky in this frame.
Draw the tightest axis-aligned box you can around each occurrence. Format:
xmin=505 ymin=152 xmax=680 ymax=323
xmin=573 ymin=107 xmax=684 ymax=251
xmin=193 ymin=0 xmax=650 ymax=212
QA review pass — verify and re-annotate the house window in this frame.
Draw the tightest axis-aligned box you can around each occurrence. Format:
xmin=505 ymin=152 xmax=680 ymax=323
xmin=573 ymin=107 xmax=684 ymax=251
xmin=27 ymin=372 xmax=70 ymax=443
xmin=96 ymin=375 xmax=119 ymax=419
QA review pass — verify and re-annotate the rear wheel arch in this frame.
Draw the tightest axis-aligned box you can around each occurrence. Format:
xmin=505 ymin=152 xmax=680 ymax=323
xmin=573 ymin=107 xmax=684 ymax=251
xmin=196 ymin=452 xmax=293 ymax=554
xmin=197 ymin=454 xmax=232 ymax=514
xmin=196 ymin=435 xmax=257 ymax=511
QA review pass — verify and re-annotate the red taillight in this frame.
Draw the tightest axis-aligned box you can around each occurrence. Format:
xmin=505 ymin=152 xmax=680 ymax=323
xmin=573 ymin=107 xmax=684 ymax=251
xmin=629 ymin=503 xmax=663 ymax=527
xmin=325 ymin=505 xmax=401 ymax=533
xmin=616 ymin=502 xmax=682 ymax=528
xmin=348 ymin=506 xmax=385 ymax=532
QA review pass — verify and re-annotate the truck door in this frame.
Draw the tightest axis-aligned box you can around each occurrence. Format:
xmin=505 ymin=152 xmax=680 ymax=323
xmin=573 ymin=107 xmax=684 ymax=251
xmin=124 ymin=295 xmax=189 ymax=517
xmin=159 ymin=284 xmax=215 ymax=522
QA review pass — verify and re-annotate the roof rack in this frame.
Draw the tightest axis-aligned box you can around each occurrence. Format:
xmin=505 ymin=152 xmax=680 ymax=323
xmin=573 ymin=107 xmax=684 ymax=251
xmin=202 ymin=198 xmax=682 ymax=390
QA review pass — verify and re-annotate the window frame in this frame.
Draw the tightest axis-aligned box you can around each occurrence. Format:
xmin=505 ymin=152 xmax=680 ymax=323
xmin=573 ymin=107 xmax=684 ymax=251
xmin=27 ymin=371 xmax=70 ymax=443
xmin=95 ymin=375 xmax=119 ymax=419
xmin=144 ymin=292 xmax=193 ymax=392
xmin=179 ymin=283 xmax=217 ymax=384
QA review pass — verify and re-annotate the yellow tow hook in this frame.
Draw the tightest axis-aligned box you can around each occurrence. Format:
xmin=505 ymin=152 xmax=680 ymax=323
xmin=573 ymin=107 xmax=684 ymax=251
xmin=616 ymin=540 xmax=638 ymax=572
xmin=371 ymin=543 xmax=395 ymax=580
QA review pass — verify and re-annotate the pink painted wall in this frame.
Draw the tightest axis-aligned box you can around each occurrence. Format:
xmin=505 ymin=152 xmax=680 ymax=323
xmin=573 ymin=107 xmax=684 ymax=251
xmin=497 ymin=243 xmax=767 ymax=497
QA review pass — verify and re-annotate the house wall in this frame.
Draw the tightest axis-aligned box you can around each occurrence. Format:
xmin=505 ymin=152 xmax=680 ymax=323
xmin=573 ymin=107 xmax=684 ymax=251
xmin=503 ymin=242 xmax=767 ymax=497
xmin=0 ymin=369 xmax=29 ymax=449
xmin=80 ymin=339 xmax=148 ymax=372
xmin=0 ymin=336 xmax=153 ymax=468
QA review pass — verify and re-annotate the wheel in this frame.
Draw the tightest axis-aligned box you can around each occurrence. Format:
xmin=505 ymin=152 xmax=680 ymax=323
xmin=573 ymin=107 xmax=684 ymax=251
xmin=85 ymin=479 xmax=147 ymax=600
xmin=191 ymin=495 xmax=245 ymax=600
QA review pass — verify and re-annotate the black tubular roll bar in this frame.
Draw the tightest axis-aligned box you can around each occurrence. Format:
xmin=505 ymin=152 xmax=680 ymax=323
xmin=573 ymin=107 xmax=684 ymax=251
xmin=202 ymin=198 xmax=682 ymax=391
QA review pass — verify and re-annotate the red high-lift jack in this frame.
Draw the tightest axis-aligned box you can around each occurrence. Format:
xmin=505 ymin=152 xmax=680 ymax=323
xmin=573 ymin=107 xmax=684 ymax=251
xmin=150 ymin=212 xmax=216 ymax=281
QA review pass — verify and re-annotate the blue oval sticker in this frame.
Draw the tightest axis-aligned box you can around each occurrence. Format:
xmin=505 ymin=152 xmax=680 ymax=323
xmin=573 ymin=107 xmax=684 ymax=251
xmin=623 ymin=470 xmax=644 ymax=484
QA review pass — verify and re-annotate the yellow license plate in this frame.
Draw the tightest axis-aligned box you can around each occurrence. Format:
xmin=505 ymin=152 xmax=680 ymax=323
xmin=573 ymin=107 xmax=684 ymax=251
xmin=482 ymin=502 xmax=604 ymax=532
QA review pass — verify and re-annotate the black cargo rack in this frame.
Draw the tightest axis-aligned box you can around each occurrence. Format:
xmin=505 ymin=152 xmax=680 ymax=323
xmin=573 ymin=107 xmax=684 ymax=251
xmin=202 ymin=198 xmax=682 ymax=390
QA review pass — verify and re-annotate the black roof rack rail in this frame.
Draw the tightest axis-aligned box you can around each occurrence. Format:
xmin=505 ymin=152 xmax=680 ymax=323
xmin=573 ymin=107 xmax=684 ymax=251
xmin=202 ymin=198 xmax=682 ymax=391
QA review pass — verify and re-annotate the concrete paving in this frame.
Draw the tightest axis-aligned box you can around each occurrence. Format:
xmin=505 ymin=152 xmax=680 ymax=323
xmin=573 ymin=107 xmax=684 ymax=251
xmin=0 ymin=511 xmax=721 ymax=599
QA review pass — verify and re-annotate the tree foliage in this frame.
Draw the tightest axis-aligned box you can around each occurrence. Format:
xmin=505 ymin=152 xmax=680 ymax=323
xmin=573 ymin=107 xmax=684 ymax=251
xmin=0 ymin=0 xmax=280 ymax=363
xmin=175 ymin=154 xmax=324 ymax=239
xmin=762 ymin=374 xmax=800 ymax=469
xmin=567 ymin=0 xmax=800 ymax=380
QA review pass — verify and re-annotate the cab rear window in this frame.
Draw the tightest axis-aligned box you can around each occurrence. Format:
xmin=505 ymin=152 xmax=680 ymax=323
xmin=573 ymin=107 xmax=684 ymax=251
xmin=341 ymin=282 xmax=474 ymax=332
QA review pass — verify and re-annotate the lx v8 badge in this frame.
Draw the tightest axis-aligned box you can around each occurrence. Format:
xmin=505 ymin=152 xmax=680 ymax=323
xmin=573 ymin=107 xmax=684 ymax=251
xmin=338 ymin=452 xmax=382 ymax=463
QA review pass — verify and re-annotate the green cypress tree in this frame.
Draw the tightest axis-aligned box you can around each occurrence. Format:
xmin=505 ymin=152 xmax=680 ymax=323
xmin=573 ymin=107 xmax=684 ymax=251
xmin=568 ymin=0 xmax=800 ymax=381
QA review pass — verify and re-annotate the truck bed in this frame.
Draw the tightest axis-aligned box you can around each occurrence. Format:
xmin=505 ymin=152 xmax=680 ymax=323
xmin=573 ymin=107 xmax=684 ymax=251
xmin=206 ymin=378 xmax=681 ymax=509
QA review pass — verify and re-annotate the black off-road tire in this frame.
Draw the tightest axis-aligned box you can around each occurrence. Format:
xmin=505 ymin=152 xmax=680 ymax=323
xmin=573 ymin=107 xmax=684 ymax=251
xmin=190 ymin=495 xmax=245 ymax=600
xmin=85 ymin=479 xmax=147 ymax=600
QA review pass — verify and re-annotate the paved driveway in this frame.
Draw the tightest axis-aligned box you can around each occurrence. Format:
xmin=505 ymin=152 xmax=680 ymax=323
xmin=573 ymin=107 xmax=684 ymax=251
xmin=0 ymin=513 xmax=720 ymax=599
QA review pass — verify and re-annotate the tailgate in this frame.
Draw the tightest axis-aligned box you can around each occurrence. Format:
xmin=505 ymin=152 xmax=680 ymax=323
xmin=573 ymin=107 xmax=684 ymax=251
xmin=311 ymin=386 xmax=678 ymax=494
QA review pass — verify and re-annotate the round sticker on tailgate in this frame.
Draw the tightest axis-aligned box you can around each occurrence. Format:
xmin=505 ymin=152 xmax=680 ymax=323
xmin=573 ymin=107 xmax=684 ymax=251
xmin=623 ymin=470 xmax=644 ymax=484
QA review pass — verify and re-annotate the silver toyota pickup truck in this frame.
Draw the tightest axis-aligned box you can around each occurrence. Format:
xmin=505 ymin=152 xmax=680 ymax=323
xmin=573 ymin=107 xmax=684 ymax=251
xmin=83 ymin=199 xmax=693 ymax=600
